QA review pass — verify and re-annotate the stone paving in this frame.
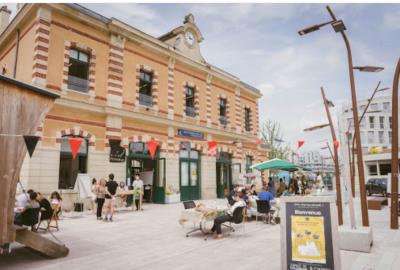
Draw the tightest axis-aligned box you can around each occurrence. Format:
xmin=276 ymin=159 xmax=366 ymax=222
xmin=0 ymin=198 xmax=399 ymax=270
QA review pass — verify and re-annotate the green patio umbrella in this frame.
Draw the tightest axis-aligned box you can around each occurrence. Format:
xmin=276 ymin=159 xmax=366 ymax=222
xmin=250 ymin=158 xmax=300 ymax=172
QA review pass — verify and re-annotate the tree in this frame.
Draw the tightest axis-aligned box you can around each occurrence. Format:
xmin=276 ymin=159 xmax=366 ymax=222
xmin=261 ymin=120 xmax=291 ymax=160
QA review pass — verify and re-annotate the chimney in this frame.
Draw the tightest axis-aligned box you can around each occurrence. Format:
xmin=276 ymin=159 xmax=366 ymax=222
xmin=0 ymin=5 xmax=11 ymax=34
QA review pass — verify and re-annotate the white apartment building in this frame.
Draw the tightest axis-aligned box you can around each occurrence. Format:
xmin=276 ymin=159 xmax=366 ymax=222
xmin=297 ymin=151 xmax=335 ymax=175
xmin=338 ymin=95 xmax=394 ymax=192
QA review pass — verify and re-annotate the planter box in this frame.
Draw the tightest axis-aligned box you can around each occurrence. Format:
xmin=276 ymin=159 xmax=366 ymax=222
xmin=165 ymin=194 xmax=180 ymax=204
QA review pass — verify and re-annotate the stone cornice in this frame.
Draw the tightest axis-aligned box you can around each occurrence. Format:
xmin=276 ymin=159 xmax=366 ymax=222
xmin=54 ymin=98 xmax=258 ymax=142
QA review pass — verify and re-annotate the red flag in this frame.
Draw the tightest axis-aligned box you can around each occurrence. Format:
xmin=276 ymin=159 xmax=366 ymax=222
xmin=255 ymin=138 xmax=262 ymax=145
xmin=147 ymin=139 xmax=158 ymax=160
xmin=297 ymin=140 xmax=305 ymax=149
xmin=69 ymin=137 xmax=83 ymax=159
xmin=334 ymin=140 xmax=339 ymax=149
xmin=208 ymin=141 xmax=217 ymax=156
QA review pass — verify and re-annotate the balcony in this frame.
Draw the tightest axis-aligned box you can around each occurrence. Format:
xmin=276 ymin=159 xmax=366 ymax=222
xmin=185 ymin=106 xmax=196 ymax=117
xmin=68 ymin=75 xmax=88 ymax=93
xmin=219 ymin=116 xmax=228 ymax=126
xmin=139 ymin=93 xmax=153 ymax=107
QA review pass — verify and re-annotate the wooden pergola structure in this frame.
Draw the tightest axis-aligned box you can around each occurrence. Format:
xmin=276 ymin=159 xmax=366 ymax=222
xmin=0 ymin=75 xmax=67 ymax=257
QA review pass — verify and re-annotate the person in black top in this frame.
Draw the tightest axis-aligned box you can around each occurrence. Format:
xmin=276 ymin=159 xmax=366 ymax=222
xmin=104 ymin=173 xmax=119 ymax=222
xmin=37 ymin=192 xmax=53 ymax=220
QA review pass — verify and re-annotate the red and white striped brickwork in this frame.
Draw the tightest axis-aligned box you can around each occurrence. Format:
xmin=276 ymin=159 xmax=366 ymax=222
xmin=107 ymin=35 xmax=125 ymax=108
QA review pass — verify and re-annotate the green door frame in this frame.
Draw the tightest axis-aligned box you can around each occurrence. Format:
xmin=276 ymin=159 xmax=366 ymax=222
xmin=179 ymin=151 xmax=201 ymax=201
xmin=216 ymin=153 xmax=233 ymax=198
xmin=126 ymin=146 xmax=165 ymax=203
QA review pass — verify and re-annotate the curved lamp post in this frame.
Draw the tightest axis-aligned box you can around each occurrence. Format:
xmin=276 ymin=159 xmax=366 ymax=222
xmin=298 ymin=5 xmax=384 ymax=227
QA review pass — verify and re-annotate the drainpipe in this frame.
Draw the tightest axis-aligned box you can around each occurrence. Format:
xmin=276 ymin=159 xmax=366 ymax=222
xmin=13 ymin=29 xmax=20 ymax=78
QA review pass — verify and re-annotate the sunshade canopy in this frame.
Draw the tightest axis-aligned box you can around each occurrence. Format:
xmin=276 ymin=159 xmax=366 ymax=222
xmin=251 ymin=158 xmax=312 ymax=172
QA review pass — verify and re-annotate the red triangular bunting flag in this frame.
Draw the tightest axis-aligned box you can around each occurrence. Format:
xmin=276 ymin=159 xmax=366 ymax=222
xmin=208 ymin=141 xmax=217 ymax=156
xmin=334 ymin=140 xmax=339 ymax=149
xmin=255 ymin=138 xmax=262 ymax=145
xmin=297 ymin=140 xmax=305 ymax=149
xmin=69 ymin=137 xmax=83 ymax=159
xmin=147 ymin=139 xmax=159 ymax=160
xmin=23 ymin=135 xmax=40 ymax=157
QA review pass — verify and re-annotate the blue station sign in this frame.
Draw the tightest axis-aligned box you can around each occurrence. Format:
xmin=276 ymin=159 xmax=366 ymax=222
xmin=178 ymin=129 xmax=204 ymax=139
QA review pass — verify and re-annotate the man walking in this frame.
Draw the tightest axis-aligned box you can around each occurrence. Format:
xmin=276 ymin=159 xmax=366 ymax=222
xmin=104 ymin=173 xmax=118 ymax=221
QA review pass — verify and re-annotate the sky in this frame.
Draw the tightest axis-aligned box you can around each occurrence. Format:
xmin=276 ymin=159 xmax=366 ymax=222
xmin=8 ymin=3 xmax=400 ymax=155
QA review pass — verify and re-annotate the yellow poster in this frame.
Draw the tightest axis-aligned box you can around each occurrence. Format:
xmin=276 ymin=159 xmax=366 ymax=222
xmin=291 ymin=215 xmax=326 ymax=264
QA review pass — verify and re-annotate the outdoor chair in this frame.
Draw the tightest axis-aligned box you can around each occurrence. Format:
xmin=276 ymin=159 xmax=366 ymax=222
xmin=37 ymin=204 xmax=59 ymax=232
xmin=223 ymin=206 xmax=247 ymax=236
xmin=255 ymin=200 xmax=272 ymax=223
xmin=183 ymin=200 xmax=196 ymax=209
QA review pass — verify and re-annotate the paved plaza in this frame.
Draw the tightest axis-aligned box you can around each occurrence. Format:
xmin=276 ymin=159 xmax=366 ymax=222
xmin=1 ymin=198 xmax=400 ymax=270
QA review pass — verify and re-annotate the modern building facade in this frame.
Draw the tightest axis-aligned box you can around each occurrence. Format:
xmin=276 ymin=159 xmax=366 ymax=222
xmin=338 ymin=95 xmax=394 ymax=192
xmin=296 ymin=151 xmax=335 ymax=176
xmin=0 ymin=4 xmax=267 ymax=205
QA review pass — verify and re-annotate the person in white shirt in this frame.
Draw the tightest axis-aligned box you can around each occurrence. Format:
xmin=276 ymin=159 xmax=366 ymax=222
xmin=210 ymin=192 xmax=247 ymax=239
xmin=132 ymin=174 xmax=144 ymax=211
xmin=15 ymin=189 xmax=34 ymax=210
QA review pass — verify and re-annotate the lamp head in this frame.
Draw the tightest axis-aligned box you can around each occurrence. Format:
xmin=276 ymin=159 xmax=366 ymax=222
xmin=298 ymin=24 xmax=321 ymax=36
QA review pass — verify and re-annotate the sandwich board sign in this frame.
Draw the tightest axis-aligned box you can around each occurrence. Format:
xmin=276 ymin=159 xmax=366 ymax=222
xmin=280 ymin=196 xmax=341 ymax=270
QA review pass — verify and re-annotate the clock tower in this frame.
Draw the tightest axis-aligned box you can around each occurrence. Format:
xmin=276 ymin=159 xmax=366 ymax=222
xmin=159 ymin=14 xmax=205 ymax=63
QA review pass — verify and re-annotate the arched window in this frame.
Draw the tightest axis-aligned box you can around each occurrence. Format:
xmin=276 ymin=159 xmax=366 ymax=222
xmin=59 ymin=136 xmax=88 ymax=189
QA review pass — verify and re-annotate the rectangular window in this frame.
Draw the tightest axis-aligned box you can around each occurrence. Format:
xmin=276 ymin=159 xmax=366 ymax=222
xmin=369 ymin=116 xmax=375 ymax=129
xmin=368 ymin=131 xmax=374 ymax=144
xmin=368 ymin=165 xmax=377 ymax=176
xmin=370 ymin=103 xmax=378 ymax=111
xmin=379 ymin=131 xmax=384 ymax=144
xmin=379 ymin=116 xmax=385 ymax=129
xmin=244 ymin=108 xmax=251 ymax=131
xmin=68 ymin=49 xmax=90 ymax=92
xmin=389 ymin=117 xmax=392 ymax=129
xmin=219 ymin=98 xmax=227 ymax=125
xmin=185 ymin=86 xmax=196 ymax=117
xmin=139 ymin=70 xmax=153 ymax=106
xmin=59 ymin=137 xmax=88 ymax=189
xmin=389 ymin=131 xmax=392 ymax=143
xmin=383 ymin=102 xmax=390 ymax=112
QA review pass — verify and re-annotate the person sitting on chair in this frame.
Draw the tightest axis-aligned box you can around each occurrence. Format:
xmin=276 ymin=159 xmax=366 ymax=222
xmin=14 ymin=192 xmax=40 ymax=227
xmin=211 ymin=191 xmax=246 ymax=239
xmin=227 ymin=184 xmax=239 ymax=206
xmin=258 ymin=185 xmax=274 ymax=201
xmin=37 ymin=192 xmax=53 ymax=221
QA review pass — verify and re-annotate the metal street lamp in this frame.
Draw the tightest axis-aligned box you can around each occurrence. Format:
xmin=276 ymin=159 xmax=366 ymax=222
xmin=353 ymin=66 xmax=384 ymax=73
xmin=390 ymin=58 xmax=400 ymax=230
xmin=298 ymin=5 xmax=384 ymax=227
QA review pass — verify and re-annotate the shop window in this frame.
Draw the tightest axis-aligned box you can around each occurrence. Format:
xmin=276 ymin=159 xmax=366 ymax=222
xmin=245 ymin=155 xmax=253 ymax=173
xmin=185 ymin=86 xmax=196 ymax=117
xmin=368 ymin=164 xmax=377 ymax=176
xmin=59 ymin=136 xmax=88 ymax=189
xmin=139 ymin=70 xmax=153 ymax=106
xmin=68 ymin=49 xmax=90 ymax=92
xmin=219 ymin=98 xmax=227 ymax=126
xmin=244 ymin=108 xmax=251 ymax=131
xmin=379 ymin=164 xmax=391 ymax=175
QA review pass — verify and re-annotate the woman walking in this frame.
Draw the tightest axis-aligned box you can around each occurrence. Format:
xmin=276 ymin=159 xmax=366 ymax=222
xmin=95 ymin=178 xmax=107 ymax=220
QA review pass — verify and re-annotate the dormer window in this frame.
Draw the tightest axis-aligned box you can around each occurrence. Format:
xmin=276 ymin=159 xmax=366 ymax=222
xmin=139 ymin=70 xmax=153 ymax=107
xmin=68 ymin=49 xmax=90 ymax=92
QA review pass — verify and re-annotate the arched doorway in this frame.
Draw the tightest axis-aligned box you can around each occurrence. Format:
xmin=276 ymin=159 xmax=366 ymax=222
xmin=179 ymin=149 xmax=200 ymax=201
xmin=126 ymin=142 xmax=165 ymax=204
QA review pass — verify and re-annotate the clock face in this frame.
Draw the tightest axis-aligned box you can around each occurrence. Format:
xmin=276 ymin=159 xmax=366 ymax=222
xmin=185 ymin=31 xmax=195 ymax=46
